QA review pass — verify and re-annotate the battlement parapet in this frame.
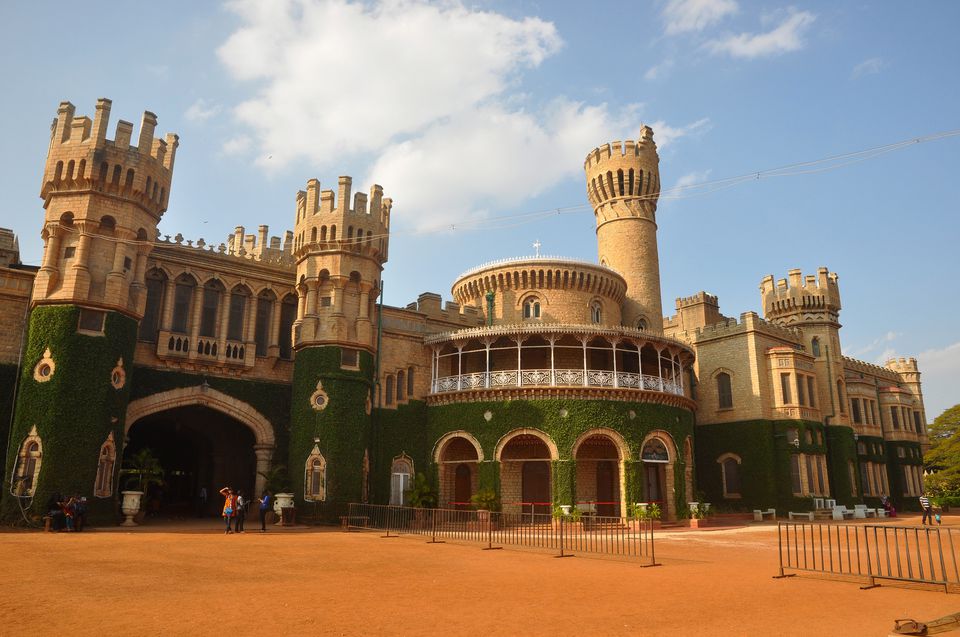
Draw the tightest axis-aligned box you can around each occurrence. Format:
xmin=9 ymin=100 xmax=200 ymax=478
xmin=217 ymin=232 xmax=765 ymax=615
xmin=292 ymin=176 xmax=391 ymax=264
xmin=691 ymin=311 xmax=803 ymax=344
xmin=41 ymin=99 xmax=178 ymax=218
xmin=842 ymin=356 xmax=901 ymax=382
xmin=583 ymin=127 xmax=660 ymax=210
xmin=885 ymin=357 xmax=919 ymax=373
xmin=760 ymin=267 xmax=841 ymax=322
xmin=400 ymin=291 xmax=484 ymax=328
xmin=156 ymin=224 xmax=295 ymax=269
xmin=676 ymin=291 xmax=719 ymax=309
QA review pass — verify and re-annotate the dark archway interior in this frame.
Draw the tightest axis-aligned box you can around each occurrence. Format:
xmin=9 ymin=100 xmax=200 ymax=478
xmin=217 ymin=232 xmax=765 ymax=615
xmin=125 ymin=405 xmax=256 ymax=518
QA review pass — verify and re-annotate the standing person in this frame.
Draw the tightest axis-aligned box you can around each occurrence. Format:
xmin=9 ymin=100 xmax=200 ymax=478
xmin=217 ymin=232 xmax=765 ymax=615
xmin=235 ymin=490 xmax=247 ymax=533
xmin=258 ymin=490 xmax=272 ymax=532
xmin=920 ymin=494 xmax=933 ymax=525
xmin=219 ymin=487 xmax=236 ymax=534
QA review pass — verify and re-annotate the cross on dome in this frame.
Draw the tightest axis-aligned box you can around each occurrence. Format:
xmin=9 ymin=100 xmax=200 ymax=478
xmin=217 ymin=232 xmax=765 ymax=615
xmin=533 ymin=239 xmax=542 ymax=257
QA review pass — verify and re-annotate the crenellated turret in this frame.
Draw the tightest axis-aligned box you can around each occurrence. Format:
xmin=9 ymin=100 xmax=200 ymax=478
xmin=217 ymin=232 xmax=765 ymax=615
xmin=586 ymin=126 xmax=663 ymax=332
xmin=33 ymin=98 xmax=178 ymax=319
xmin=760 ymin=267 xmax=841 ymax=327
xmin=291 ymin=176 xmax=391 ymax=352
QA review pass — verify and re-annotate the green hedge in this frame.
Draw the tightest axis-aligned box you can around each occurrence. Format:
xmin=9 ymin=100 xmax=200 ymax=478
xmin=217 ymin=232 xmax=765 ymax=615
xmin=1 ymin=306 xmax=137 ymax=522
xmin=826 ymin=426 xmax=858 ymax=506
xmin=886 ymin=440 xmax=924 ymax=510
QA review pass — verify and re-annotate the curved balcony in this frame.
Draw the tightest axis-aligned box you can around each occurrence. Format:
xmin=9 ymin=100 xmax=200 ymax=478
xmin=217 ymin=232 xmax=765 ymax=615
xmin=425 ymin=323 xmax=694 ymax=407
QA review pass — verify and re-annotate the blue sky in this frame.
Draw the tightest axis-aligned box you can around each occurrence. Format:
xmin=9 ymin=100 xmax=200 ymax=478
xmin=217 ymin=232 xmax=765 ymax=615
xmin=0 ymin=1 xmax=957 ymax=418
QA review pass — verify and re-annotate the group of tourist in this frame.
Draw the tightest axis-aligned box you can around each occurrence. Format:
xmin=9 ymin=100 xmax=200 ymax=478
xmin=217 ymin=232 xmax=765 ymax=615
xmin=44 ymin=492 xmax=87 ymax=532
xmin=219 ymin=486 xmax=272 ymax=533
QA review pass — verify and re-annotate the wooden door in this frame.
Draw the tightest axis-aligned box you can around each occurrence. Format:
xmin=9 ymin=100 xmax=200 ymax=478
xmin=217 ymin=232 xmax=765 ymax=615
xmin=596 ymin=461 xmax=617 ymax=517
xmin=454 ymin=463 xmax=472 ymax=508
xmin=521 ymin=461 xmax=551 ymax=518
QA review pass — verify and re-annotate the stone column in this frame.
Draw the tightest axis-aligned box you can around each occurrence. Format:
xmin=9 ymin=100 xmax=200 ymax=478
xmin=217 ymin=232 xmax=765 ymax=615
xmin=161 ymin=277 xmax=177 ymax=330
xmin=188 ymin=284 xmax=204 ymax=353
xmin=245 ymin=294 xmax=259 ymax=343
xmin=253 ymin=444 xmax=275 ymax=496
xmin=217 ymin=289 xmax=231 ymax=359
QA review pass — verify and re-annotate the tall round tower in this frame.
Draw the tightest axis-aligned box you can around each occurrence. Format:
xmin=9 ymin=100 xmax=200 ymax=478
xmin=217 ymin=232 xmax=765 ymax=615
xmin=585 ymin=126 xmax=663 ymax=333
xmin=288 ymin=176 xmax=391 ymax=513
xmin=2 ymin=99 xmax=177 ymax=522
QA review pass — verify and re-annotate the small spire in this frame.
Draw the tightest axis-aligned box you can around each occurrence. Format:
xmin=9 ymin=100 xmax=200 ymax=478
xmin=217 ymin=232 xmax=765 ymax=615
xmin=533 ymin=239 xmax=542 ymax=257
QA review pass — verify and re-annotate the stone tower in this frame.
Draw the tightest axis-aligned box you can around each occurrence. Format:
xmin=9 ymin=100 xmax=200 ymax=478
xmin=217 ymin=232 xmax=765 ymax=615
xmin=585 ymin=126 xmax=663 ymax=333
xmin=288 ymin=176 xmax=391 ymax=512
xmin=34 ymin=99 xmax=178 ymax=315
xmin=2 ymin=99 xmax=177 ymax=521
xmin=760 ymin=268 xmax=847 ymax=424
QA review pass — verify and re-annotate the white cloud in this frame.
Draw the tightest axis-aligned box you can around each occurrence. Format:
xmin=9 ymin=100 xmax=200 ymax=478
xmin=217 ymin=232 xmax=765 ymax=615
xmin=663 ymin=0 xmax=738 ymax=35
xmin=644 ymin=59 xmax=675 ymax=80
xmin=222 ymin=135 xmax=252 ymax=155
xmin=673 ymin=169 xmax=712 ymax=190
xmin=851 ymin=330 xmax=900 ymax=358
xmin=367 ymin=99 xmax=646 ymax=231
xmin=852 ymin=57 xmax=883 ymax=78
xmin=706 ymin=9 xmax=816 ymax=59
xmin=217 ymin=0 xmax=562 ymax=168
xmin=648 ymin=117 xmax=712 ymax=149
xmin=185 ymin=98 xmax=222 ymax=123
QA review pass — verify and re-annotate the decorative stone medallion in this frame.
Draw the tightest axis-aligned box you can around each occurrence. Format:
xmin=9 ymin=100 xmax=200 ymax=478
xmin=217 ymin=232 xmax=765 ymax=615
xmin=110 ymin=357 xmax=126 ymax=389
xmin=310 ymin=380 xmax=329 ymax=411
xmin=483 ymin=410 xmax=493 ymax=422
xmin=33 ymin=348 xmax=55 ymax=382
xmin=559 ymin=408 xmax=569 ymax=419
xmin=628 ymin=410 xmax=636 ymax=420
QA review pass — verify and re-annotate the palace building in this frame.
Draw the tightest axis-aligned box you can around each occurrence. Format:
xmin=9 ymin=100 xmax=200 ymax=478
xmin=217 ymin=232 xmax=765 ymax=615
xmin=0 ymin=99 xmax=929 ymax=522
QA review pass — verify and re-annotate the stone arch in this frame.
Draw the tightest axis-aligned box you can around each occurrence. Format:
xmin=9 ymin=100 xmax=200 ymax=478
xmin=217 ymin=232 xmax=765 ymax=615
xmin=571 ymin=427 xmax=629 ymax=461
xmin=639 ymin=429 xmax=679 ymax=520
xmin=432 ymin=430 xmax=484 ymax=464
xmin=125 ymin=386 xmax=276 ymax=494
xmin=640 ymin=429 xmax=677 ymax=462
xmin=494 ymin=428 xmax=559 ymax=462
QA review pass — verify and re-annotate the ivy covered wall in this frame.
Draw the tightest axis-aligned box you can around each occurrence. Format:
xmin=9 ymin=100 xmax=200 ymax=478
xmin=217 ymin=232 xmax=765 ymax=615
xmin=289 ymin=346 xmax=373 ymax=514
xmin=0 ymin=362 xmax=19 ymax=466
xmin=370 ymin=398 xmax=695 ymax=513
xmin=1 ymin=306 xmax=137 ymax=522
xmin=886 ymin=440 xmax=924 ymax=511
xmin=695 ymin=419 xmax=857 ymax=511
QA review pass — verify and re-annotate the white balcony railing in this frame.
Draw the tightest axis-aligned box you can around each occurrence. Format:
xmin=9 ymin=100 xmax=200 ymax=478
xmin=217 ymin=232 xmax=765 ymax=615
xmin=431 ymin=369 xmax=684 ymax=396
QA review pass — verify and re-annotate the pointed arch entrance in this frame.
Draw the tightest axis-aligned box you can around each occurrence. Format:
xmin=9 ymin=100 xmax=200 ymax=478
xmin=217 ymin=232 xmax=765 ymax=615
xmin=125 ymin=386 xmax=276 ymax=515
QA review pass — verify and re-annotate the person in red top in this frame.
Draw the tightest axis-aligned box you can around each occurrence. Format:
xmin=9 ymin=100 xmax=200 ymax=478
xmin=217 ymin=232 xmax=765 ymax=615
xmin=219 ymin=487 xmax=237 ymax=534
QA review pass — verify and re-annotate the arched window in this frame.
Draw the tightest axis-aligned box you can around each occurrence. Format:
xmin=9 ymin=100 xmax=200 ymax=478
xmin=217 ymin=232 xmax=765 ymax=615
xmin=590 ymin=301 xmax=602 ymax=324
xmin=522 ymin=297 xmax=541 ymax=320
xmin=304 ymin=446 xmax=327 ymax=501
xmin=636 ymin=318 xmax=648 ymax=331
xmin=171 ymin=274 xmax=196 ymax=333
xmin=227 ymin=285 xmax=250 ymax=342
xmin=396 ymin=370 xmax=405 ymax=401
xmin=836 ymin=380 xmax=845 ymax=413
xmin=93 ymin=432 xmax=116 ymax=498
xmin=641 ymin=438 xmax=669 ymax=462
xmin=278 ymin=295 xmax=298 ymax=360
xmin=390 ymin=455 xmax=414 ymax=505
xmin=199 ymin=280 xmax=224 ymax=337
xmin=718 ymin=454 xmax=742 ymax=498
xmin=407 ymin=366 xmax=415 ymax=397
xmin=138 ymin=269 xmax=167 ymax=342
xmin=385 ymin=375 xmax=394 ymax=405
xmin=811 ymin=337 xmax=821 ymax=357
xmin=11 ymin=428 xmax=42 ymax=497
xmin=716 ymin=372 xmax=733 ymax=409
xmin=254 ymin=290 xmax=276 ymax=357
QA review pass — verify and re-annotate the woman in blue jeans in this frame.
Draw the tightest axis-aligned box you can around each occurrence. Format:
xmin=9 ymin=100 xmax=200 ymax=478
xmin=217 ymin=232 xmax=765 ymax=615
xmin=219 ymin=487 xmax=236 ymax=533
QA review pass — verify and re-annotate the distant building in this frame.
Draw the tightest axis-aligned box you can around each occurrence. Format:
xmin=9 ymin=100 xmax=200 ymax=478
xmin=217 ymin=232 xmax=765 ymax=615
xmin=0 ymin=99 xmax=928 ymax=522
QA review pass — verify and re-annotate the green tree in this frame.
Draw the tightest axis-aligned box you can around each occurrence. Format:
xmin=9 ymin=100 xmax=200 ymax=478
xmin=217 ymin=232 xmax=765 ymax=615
xmin=924 ymin=404 xmax=960 ymax=500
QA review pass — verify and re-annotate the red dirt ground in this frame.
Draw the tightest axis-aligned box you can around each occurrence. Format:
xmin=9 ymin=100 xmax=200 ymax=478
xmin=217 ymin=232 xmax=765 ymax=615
xmin=0 ymin=514 xmax=957 ymax=636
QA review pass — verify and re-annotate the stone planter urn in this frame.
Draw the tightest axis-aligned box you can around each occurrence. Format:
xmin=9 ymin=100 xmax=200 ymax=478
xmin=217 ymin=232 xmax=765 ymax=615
xmin=559 ymin=505 xmax=572 ymax=516
xmin=120 ymin=490 xmax=144 ymax=526
xmin=274 ymin=493 xmax=295 ymax=525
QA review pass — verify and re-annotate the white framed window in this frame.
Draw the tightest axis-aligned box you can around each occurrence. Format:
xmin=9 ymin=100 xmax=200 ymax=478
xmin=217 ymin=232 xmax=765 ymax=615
xmin=522 ymin=297 xmax=541 ymax=320
xmin=304 ymin=446 xmax=327 ymax=502
xmin=590 ymin=301 xmax=602 ymax=324
xmin=717 ymin=453 xmax=742 ymax=498
xmin=93 ymin=432 xmax=117 ymax=498
xmin=11 ymin=427 xmax=42 ymax=497
xmin=390 ymin=455 xmax=414 ymax=505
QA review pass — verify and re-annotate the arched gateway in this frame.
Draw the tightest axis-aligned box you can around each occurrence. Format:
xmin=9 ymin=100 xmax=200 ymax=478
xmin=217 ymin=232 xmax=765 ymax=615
xmin=125 ymin=387 xmax=276 ymax=501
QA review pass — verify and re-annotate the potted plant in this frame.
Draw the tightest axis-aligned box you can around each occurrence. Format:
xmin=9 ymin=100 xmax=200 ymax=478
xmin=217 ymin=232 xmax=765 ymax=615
xmin=471 ymin=488 xmax=500 ymax=527
xmin=118 ymin=448 xmax=164 ymax=526
xmin=646 ymin=503 xmax=663 ymax=529
xmin=406 ymin=473 xmax=438 ymax=508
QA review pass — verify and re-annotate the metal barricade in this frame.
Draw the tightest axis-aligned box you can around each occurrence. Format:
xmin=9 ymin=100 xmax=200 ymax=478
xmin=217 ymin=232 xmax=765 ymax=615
xmin=776 ymin=521 xmax=960 ymax=593
xmin=345 ymin=503 xmax=657 ymax=564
